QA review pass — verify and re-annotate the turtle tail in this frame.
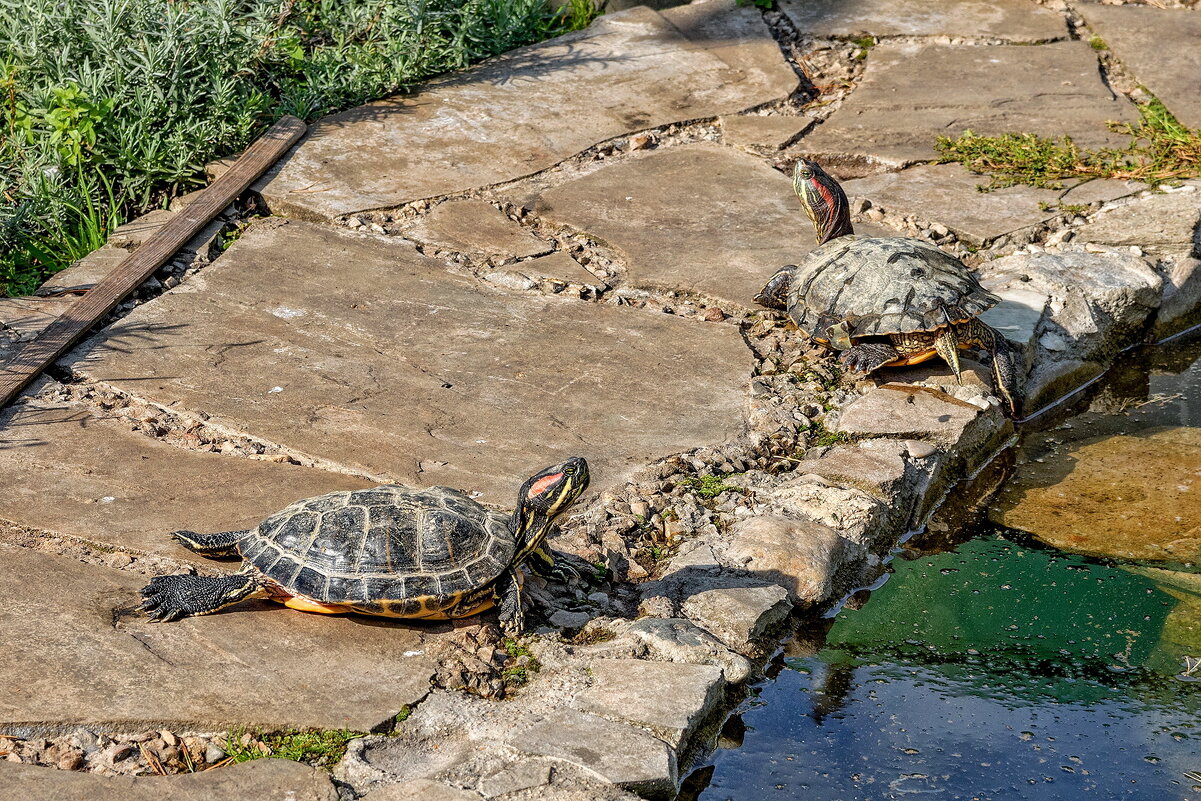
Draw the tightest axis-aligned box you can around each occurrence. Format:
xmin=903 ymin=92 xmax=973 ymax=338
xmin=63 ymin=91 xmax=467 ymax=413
xmin=755 ymin=265 xmax=797 ymax=311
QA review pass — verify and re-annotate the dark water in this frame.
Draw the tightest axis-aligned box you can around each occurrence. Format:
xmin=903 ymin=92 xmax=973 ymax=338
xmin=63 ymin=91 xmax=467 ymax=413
xmin=693 ymin=337 xmax=1201 ymax=801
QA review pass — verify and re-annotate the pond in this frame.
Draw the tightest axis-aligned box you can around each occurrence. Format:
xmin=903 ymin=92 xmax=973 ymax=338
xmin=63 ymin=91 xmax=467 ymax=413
xmin=689 ymin=336 xmax=1201 ymax=801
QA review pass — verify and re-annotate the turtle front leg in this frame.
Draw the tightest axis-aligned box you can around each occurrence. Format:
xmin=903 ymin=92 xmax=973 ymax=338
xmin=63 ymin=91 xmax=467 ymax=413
xmin=526 ymin=544 xmax=582 ymax=584
xmin=755 ymin=265 xmax=798 ymax=311
xmin=493 ymin=568 xmax=525 ymax=635
xmin=840 ymin=341 xmax=901 ymax=373
xmin=138 ymin=571 xmax=265 ymax=622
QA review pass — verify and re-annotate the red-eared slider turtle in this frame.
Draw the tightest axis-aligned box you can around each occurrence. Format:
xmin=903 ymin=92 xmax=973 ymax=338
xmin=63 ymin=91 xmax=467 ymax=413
xmin=138 ymin=457 xmax=589 ymax=633
xmin=757 ymin=160 xmax=1020 ymax=414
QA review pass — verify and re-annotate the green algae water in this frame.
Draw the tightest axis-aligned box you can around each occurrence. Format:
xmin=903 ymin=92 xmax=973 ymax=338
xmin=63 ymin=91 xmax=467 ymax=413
xmin=693 ymin=339 xmax=1201 ymax=801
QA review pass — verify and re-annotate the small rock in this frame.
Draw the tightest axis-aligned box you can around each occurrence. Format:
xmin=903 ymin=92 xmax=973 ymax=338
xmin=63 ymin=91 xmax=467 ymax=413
xmin=681 ymin=584 xmax=792 ymax=655
xmin=904 ymin=440 xmax=937 ymax=459
xmin=105 ymin=552 xmax=133 ymax=569
xmin=1038 ymin=332 xmax=1068 ymax=352
xmin=205 ymin=743 xmax=227 ymax=763
xmin=703 ymin=307 xmax=727 ymax=322
xmin=56 ymin=748 xmax=85 ymax=771
xmin=628 ymin=132 xmax=655 ymax=151
xmin=549 ymin=610 xmax=592 ymax=629
xmin=726 ymin=516 xmax=847 ymax=605
xmin=587 ymin=591 xmax=610 ymax=604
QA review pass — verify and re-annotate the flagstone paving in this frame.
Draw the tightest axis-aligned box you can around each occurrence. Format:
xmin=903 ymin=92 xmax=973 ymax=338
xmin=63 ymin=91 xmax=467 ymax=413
xmin=5 ymin=0 xmax=1201 ymax=797
xmin=1079 ymin=3 xmax=1201 ymax=130
xmin=778 ymin=0 xmax=1067 ymax=40
xmin=63 ymin=219 xmax=751 ymax=502
xmin=258 ymin=2 xmax=797 ymax=221
xmin=799 ymin=41 xmax=1136 ymax=172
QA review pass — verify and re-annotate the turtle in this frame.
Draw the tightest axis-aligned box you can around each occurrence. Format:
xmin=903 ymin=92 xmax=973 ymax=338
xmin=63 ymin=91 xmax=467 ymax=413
xmin=756 ymin=159 xmax=1020 ymax=415
xmin=137 ymin=456 xmax=589 ymax=633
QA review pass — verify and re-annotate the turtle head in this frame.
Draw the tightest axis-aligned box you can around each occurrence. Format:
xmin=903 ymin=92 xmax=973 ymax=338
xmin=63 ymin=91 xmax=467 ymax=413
xmin=511 ymin=456 xmax=590 ymax=559
xmin=793 ymin=159 xmax=854 ymax=245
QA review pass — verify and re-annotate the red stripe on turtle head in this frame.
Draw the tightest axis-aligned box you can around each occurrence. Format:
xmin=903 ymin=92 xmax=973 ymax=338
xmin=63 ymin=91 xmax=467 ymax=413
xmin=528 ymin=472 xmax=565 ymax=499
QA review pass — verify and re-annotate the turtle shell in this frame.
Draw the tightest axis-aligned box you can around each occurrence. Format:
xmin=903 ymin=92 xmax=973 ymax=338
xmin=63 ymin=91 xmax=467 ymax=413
xmin=786 ymin=236 xmax=999 ymax=342
xmin=239 ymin=485 xmax=514 ymax=612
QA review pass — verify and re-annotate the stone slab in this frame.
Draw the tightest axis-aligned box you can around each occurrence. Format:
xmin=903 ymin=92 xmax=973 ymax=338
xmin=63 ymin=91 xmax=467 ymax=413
xmin=574 ymin=659 xmax=724 ymax=749
xmin=533 ymin=143 xmax=893 ymax=307
xmin=64 ymin=220 xmax=751 ymax=503
xmin=800 ymin=41 xmax=1136 ymax=171
xmin=259 ymin=4 xmax=796 ymax=220
xmin=108 ymin=209 xmax=177 ymax=250
xmin=721 ymin=114 xmax=814 ymax=151
xmin=779 ymin=0 xmax=1067 ymax=41
xmin=0 ymin=757 xmax=337 ymax=801
xmin=841 ymin=164 xmax=1143 ymax=245
xmin=1079 ymin=3 xmax=1201 ymax=130
xmin=402 ymin=201 xmax=552 ymax=261
xmin=679 ymin=583 xmax=792 ymax=654
xmin=39 ymin=245 xmax=129 ymax=293
xmin=725 ymin=515 xmax=846 ymax=605
xmin=0 ymin=396 xmax=370 ymax=562
xmin=991 ymin=427 xmax=1201 ymax=562
xmin=618 ymin=617 xmax=753 ymax=684
xmin=835 ymin=385 xmax=992 ymax=444
xmin=0 ymin=546 xmax=435 ymax=733
xmin=363 ymin=780 xmax=482 ymax=801
xmin=1072 ymin=189 xmax=1201 ymax=257
xmin=508 ymin=710 xmax=677 ymax=799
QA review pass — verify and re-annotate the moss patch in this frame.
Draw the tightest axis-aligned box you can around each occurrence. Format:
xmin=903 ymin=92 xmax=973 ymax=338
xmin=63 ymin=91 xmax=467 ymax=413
xmin=222 ymin=727 xmax=364 ymax=770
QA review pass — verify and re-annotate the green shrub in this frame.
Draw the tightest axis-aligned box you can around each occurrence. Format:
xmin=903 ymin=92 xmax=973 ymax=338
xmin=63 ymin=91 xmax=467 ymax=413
xmin=0 ymin=0 xmax=601 ymax=295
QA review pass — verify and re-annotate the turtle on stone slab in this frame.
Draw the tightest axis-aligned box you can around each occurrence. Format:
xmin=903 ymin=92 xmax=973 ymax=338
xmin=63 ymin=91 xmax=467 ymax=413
xmin=138 ymin=457 xmax=590 ymax=634
xmin=756 ymin=159 xmax=1021 ymax=415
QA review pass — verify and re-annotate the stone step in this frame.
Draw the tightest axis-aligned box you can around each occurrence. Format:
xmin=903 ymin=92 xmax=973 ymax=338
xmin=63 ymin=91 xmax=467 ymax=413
xmin=779 ymin=0 xmax=1067 ymax=41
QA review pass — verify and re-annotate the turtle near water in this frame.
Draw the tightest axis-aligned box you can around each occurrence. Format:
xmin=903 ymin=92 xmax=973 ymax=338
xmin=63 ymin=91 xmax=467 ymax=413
xmin=756 ymin=159 xmax=1020 ymax=414
xmin=138 ymin=457 xmax=589 ymax=633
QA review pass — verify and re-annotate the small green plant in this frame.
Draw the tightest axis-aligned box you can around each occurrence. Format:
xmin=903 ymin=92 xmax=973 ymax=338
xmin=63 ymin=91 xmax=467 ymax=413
xmin=735 ymin=0 xmax=775 ymax=8
xmin=591 ymin=560 xmax=610 ymax=581
xmin=936 ymin=96 xmax=1201 ymax=189
xmin=500 ymin=636 xmax=541 ymax=686
xmin=849 ymin=35 xmax=875 ymax=61
xmin=810 ymin=423 xmax=850 ymax=448
xmin=223 ymin=727 xmax=364 ymax=769
xmin=1088 ymin=35 xmax=1108 ymax=51
xmin=680 ymin=473 xmax=742 ymax=500
xmin=394 ymin=705 xmax=412 ymax=723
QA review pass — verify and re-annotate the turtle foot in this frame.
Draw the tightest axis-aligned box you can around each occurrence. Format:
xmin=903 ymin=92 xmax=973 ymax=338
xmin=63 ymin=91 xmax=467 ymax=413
xmin=138 ymin=572 xmax=262 ymax=622
xmin=839 ymin=342 xmax=900 ymax=374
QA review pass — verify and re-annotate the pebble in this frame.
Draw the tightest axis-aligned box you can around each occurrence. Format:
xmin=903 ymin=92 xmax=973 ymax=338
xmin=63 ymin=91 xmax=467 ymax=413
xmin=703 ymin=307 xmax=726 ymax=322
xmin=549 ymin=610 xmax=592 ymax=629
xmin=105 ymin=552 xmax=133 ymax=569
xmin=904 ymin=440 xmax=937 ymax=459
xmin=587 ymin=592 xmax=610 ymax=604
xmin=204 ymin=743 xmax=226 ymax=763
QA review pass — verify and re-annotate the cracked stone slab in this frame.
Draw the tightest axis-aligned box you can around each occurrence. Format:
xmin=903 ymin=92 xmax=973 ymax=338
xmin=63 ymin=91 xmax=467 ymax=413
xmin=532 ymin=143 xmax=893 ymax=307
xmin=521 ymin=251 xmax=605 ymax=286
xmin=1072 ymin=188 xmax=1201 ymax=257
xmin=841 ymin=164 xmax=1143 ymax=245
xmin=1079 ymin=3 xmax=1201 ymax=130
xmin=779 ymin=0 xmax=1067 ymax=40
xmin=800 ymin=41 xmax=1136 ymax=172
xmin=505 ymin=709 xmax=678 ymax=799
xmin=0 ymin=545 xmax=435 ymax=734
xmin=835 ymin=385 xmax=999 ymax=447
xmin=720 ymin=114 xmax=815 ymax=151
xmin=401 ymin=200 xmax=552 ymax=261
xmin=0 ymin=758 xmax=337 ymax=801
xmin=573 ymin=659 xmax=725 ymax=749
xmin=258 ymin=3 xmax=796 ymax=220
xmin=0 ymin=395 xmax=370 ymax=563
xmin=64 ymin=220 xmax=751 ymax=503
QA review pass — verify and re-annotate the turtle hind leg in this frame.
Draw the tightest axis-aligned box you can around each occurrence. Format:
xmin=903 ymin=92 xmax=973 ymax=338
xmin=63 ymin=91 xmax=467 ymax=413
xmin=840 ymin=341 xmax=901 ymax=374
xmin=962 ymin=319 xmax=1022 ymax=416
xmin=172 ymin=529 xmax=249 ymax=558
xmin=755 ymin=265 xmax=798 ymax=311
xmin=138 ymin=572 xmax=265 ymax=622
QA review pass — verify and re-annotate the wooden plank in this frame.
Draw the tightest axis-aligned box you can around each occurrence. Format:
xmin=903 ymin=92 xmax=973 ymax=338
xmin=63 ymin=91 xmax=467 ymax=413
xmin=0 ymin=115 xmax=307 ymax=408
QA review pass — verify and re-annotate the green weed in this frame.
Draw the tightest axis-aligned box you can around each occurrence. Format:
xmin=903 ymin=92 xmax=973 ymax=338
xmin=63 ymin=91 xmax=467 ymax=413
xmin=936 ymin=96 xmax=1201 ymax=189
xmin=0 ymin=0 xmax=603 ymax=294
xmin=810 ymin=423 xmax=850 ymax=448
xmin=222 ymin=727 xmax=364 ymax=769
xmin=500 ymin=636 xmax=541 ymax=686
xmin=1088 ymin=35 xmax=1108 ymax=51
xmin=680 ymin=473 xmax=742 ymax=500
xmin=735 ymin=0 xmax=775 ymax=8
